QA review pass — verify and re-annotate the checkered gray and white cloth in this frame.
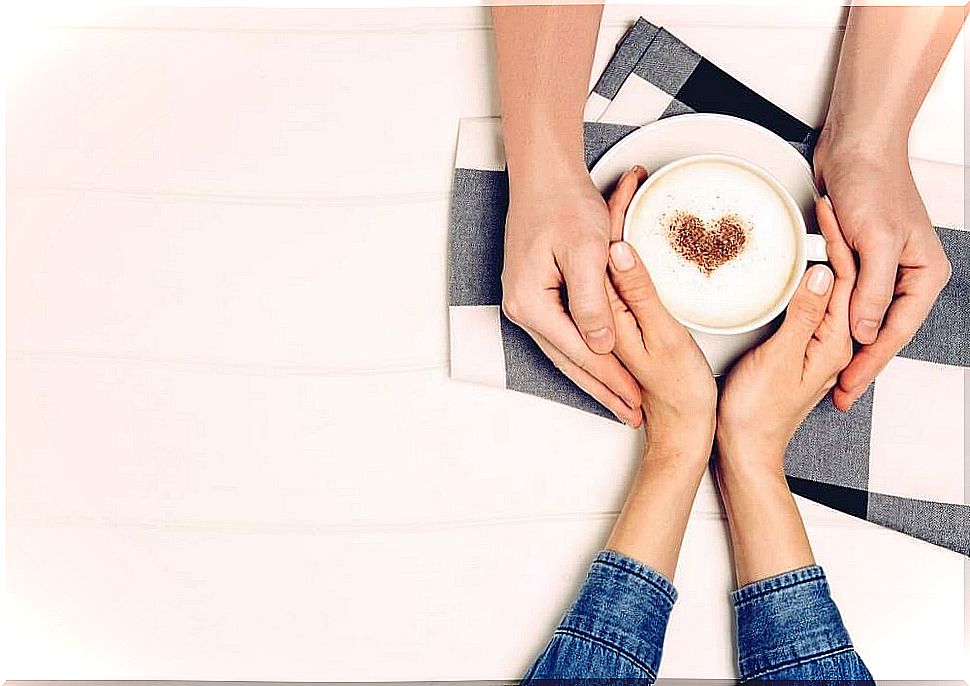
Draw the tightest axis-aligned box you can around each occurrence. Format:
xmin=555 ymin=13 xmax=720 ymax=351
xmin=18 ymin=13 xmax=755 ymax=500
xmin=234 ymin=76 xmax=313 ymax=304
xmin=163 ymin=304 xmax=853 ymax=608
xmin=448 ymin=18 xmax=969 ymax=556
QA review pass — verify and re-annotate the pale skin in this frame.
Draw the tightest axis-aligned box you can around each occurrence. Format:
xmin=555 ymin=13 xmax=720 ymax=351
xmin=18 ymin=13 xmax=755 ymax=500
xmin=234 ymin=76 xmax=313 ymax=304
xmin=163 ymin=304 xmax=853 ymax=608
xmin=814 ymin=4 xmax=964 ymax=409
xmin=603 ymin=169 xmax=854 ymax=585
xmin=601 ymin=169 xmax=716 ymax=577
xmin=493 ymin=4 xmax=643 ymax=427
xmin=492 ymin=3 xmax=964 ymax=418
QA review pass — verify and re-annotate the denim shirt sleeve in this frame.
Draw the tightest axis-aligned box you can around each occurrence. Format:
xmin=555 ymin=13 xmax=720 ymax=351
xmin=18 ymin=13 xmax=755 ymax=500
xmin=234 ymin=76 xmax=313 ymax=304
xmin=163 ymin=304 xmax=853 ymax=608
xmin=521 ymin=550 xmax=677 ymax=682
xmin=733 ymin=565 xmax=874 ymax=683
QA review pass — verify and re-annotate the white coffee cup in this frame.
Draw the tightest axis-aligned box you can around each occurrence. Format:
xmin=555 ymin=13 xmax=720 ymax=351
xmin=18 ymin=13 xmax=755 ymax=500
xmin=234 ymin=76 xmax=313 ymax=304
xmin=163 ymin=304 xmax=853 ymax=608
xmin=623 ymin=153 xmax=827 ymax=336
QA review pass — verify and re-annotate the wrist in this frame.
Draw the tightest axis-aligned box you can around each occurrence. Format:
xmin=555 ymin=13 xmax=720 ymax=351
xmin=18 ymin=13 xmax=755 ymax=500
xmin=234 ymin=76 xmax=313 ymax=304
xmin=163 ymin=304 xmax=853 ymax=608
xmin=503 ymin=118 xmax=590 ymax=194
xmin=714 ymin=435 xmax=788 ymax=489
xmin=507 ymin=155 xmax=591 ymax=200
xmin=643 ymin=424 xmax=714 ymax=479
xmin=815 ymin=114 xmax=909 ymax=171
xmin=716 ymin=451 xmax=787 ymax=488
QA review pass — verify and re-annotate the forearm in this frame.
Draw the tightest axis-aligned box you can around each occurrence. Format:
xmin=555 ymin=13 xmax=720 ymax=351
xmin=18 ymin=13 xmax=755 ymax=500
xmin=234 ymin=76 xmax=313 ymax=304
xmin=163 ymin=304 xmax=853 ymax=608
xmin=716 ymin=456 xmax=814 ymax=587
xmin=822 ymin=5 xmax=966 ymax=152
xmin=491 ymin=4 xmax=602 ymax=187
xmin=606 ymin=438 xmax=710 ymax=581
xmin=720 ymin=457 xmax=874 ymax=681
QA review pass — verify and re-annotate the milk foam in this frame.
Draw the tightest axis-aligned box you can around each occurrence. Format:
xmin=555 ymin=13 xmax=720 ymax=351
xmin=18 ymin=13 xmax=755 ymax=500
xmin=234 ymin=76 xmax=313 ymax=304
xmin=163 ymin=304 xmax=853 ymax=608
xmin=627 ymin=159 xmax=799 ymax=329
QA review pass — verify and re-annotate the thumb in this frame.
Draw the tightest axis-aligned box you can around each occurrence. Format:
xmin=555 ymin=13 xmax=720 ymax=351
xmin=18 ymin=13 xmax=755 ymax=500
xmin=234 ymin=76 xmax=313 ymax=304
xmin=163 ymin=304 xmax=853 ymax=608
xmin=607 ymin=241 xmax=676 ymax=335
xmin=850 ymin=244 xmax=901 ymax=345
xmin=560 ymin=242 xmax=615 ymax=354
xmin=607 ymin=165 xmax=649 ymax=241
xmin=776 ymin=265 xmax=834 ymax=349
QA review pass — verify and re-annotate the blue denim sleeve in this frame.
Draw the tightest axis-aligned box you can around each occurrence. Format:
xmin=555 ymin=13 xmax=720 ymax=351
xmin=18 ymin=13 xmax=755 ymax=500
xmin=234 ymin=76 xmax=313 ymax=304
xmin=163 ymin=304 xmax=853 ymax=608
xmin=521 ymin=550 xmax=677 ymax=682
xmin=733 ymin=565 xmax=874 ymax=683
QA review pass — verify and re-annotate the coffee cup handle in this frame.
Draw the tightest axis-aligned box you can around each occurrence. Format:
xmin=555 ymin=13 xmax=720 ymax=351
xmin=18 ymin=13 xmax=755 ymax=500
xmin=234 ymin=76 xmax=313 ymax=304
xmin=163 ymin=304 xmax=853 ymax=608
xmin=805 ymin=233 xmax=828 ymax=262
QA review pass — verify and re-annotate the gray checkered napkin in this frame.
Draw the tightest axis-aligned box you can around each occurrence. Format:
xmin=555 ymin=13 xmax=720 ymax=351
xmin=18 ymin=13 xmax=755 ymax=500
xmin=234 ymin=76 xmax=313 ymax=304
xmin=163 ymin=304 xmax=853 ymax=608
xmin=448 ymin=19 xmax=969 ymax=556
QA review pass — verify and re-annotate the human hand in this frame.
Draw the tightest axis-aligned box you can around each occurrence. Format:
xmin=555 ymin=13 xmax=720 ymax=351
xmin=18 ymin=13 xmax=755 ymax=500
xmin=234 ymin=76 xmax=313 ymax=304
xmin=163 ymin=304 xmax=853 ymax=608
xmin=813 ymin=132 xmax=951 ymax=410
xmin=601 ymin=170 xmax=718 ymax=575
xmin=605 ymin=167 xmax=717 ymax=460
xmin=502 ymin=168 xmax=643 ymax=426
xmin=716 ymin=197 xmax=855 ymax=474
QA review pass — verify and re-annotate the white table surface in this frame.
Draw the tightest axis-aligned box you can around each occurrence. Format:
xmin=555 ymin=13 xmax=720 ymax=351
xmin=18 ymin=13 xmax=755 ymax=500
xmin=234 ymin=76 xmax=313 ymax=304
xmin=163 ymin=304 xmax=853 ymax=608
xmin=6 ymin=5 xmax=968 ymax=681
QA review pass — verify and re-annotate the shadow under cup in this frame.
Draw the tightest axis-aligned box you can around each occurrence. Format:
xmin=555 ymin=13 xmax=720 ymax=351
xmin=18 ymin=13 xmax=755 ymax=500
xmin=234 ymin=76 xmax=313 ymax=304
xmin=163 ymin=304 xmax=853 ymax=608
xmin=622 ymin=153 xmax=827 ymax=339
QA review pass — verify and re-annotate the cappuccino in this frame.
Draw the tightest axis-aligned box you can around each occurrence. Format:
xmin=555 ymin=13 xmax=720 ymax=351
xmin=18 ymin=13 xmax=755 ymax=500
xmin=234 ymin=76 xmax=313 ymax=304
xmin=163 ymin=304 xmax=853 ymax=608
xmin=625 ymin=157 xmax=801 ymax=330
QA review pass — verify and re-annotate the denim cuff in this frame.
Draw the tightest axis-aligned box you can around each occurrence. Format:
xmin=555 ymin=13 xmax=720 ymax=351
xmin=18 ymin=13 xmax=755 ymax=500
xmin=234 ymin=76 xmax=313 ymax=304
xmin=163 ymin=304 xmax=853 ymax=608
xmin=556 ymin=550 xmax=677 ymax=679
xmin=732 ymin=565 xmax=855 ymax=681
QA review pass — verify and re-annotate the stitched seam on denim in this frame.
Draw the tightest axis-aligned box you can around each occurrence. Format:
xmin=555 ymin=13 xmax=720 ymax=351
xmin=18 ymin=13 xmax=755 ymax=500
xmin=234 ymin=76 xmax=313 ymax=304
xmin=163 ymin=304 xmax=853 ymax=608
xmin=554 ymin=626 xmax=658 ymax=679
xmin=592 ymin=558 xmax=677 ymax=603
xmin=742 ymin=644 xmax=855 ymax=681
xmin=732 ymin=566 xmax=824 ymax=604
xmin=733 ymin=576 xmax=824 ymax=608
xmin=732 ymin=565 xmax=823 ymax=599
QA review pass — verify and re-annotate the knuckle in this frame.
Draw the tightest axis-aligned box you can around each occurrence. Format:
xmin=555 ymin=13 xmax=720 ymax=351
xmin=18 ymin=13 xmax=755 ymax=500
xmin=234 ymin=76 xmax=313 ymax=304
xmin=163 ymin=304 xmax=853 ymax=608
xmin=792 ymin=300 xmax=824 ymax=328
xmin=839 ymin=341 xmax=854 ymax=369
xmin=501 ymin=294 xmax=530 ymax=324
xmin=825 ymin=342 xmax=853 ymax=374
xmin=500 ymin=273 xmax=523 ymax=320
xmin=568 ymin=301 xmax=608 ymax=329
xmin=814 ymin=317 xmax=836 ymax=340
xmin=857 ymin=287 xmax=893 ymax=309
xmin=567 ymin=290 xmax=599 ymax=311
xmin=562 ymin=237 xmax=607 ymax=267
xmin=617 ymin=276 xmax=655 ymax=306
xmin=857 ymin=224 xmax=904 ymax=251
xmin=583 ymin=237 xmax=609 ymax=258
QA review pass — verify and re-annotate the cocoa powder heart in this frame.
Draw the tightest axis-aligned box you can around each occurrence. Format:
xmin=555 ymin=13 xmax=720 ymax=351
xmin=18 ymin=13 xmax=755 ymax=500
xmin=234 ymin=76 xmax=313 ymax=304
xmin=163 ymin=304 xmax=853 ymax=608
xmin=666 ymin=211 xmax=748 ymax=275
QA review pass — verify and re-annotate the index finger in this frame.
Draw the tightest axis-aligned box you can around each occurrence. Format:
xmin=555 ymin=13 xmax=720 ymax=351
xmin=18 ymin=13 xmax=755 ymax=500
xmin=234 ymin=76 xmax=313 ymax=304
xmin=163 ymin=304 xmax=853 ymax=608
xmin=834 ymin=286 xmax=936 ymax=409
xmin=524 ymin=322 xmax=643 ymax=428
xmin=816 ymin=195 xmax=855 ymax=323
xmin=607 ymin=241 xmax=683 ymax=346
xmin=804 ymin=197 xmax=856 ymax=394
xmin=527 ymin=301 xmax=644 ymax=415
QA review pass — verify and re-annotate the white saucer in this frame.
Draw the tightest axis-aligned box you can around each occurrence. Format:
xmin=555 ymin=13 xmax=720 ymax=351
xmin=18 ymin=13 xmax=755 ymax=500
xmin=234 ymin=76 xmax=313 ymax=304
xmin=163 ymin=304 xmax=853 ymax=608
xmin=589 ymin=113 xmax=819 ymax=376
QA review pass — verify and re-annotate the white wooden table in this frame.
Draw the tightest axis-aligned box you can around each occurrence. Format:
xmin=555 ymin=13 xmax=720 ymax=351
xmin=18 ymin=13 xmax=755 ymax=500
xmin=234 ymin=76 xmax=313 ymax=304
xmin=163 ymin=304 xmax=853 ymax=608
xmin=7 ymin=5 xmax=968 ymax=681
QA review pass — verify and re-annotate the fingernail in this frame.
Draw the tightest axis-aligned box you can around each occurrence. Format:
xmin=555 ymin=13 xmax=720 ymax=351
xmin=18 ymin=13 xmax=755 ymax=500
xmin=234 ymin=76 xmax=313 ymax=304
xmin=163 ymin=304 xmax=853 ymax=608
xmin=823 ymin=194 xmax=834 ymax=211
xmin=586 ymin=327 xmax=614 ymax=353
xmin=610 ymin=241 xmax=636 ymax=271
xmin=630 ymin=164 xmax=643 ymax=175
xmin=855 ymin=319 xmax=879 ymax=343
xmin=807 ymin=265 xmax=832 ymax=294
